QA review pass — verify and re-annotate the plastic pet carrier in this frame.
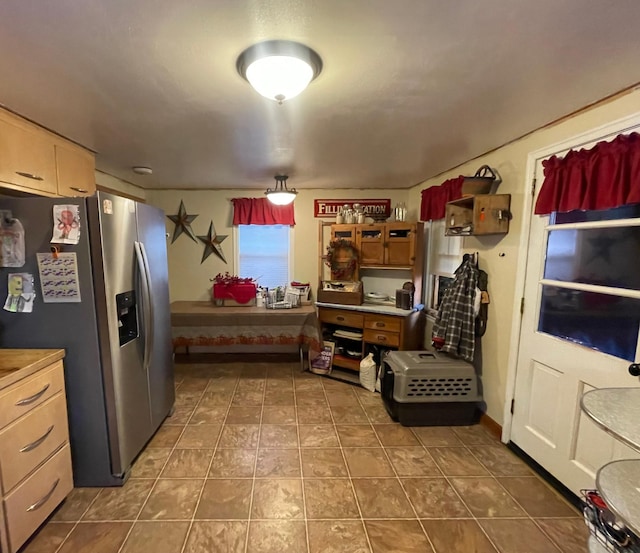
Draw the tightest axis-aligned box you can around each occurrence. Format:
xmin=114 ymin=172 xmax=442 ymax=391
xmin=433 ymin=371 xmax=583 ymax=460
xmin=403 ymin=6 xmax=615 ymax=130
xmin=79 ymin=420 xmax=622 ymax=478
xmin=381 ymin=351 xmax=481 ymax=426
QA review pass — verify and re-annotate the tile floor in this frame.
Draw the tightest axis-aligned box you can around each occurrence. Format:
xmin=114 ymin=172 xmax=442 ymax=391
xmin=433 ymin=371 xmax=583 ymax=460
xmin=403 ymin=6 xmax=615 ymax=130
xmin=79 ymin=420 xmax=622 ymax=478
xmin=24 ymin=359 xmax=589 ymax=553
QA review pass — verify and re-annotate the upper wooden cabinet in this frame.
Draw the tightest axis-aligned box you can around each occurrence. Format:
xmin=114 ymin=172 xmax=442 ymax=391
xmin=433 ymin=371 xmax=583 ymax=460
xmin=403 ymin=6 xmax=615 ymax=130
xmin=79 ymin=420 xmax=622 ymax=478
xmin=356 ymin=222 xmax=417 ymax=266
xmin=55 ymin=142 xmax=96 ymax=197
xmin=0 ymin=108 xmax=95 ymax=198
xmin=0 ymin=113 xmax=57 ymax=195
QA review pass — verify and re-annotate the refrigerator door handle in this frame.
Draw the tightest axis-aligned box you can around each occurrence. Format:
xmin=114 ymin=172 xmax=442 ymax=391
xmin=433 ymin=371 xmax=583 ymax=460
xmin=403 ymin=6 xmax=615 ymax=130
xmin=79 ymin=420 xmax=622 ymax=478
xmin=134 ymin=241 xmax=153 ymax=372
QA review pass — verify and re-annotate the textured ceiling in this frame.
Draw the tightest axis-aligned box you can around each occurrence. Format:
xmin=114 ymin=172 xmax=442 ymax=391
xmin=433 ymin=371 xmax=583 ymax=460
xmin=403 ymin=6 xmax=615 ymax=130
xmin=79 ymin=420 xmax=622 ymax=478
xmin=0 ymin=1 xmax=639 ymax=190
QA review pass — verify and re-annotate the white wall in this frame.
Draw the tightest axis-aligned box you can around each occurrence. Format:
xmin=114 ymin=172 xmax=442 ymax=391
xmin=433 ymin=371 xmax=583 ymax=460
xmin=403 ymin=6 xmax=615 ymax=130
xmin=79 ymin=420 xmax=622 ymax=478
xmin=408 ymin=88 xmax=640 ymax=426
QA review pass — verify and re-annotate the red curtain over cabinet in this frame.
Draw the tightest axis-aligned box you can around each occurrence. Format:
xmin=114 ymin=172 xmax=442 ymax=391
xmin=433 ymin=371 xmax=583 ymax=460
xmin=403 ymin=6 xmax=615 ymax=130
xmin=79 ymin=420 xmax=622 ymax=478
xmin=420 ymin=176 xmax=465 ymax=221
xmin=231 ymin=197 xmax=296 ymax=226
xmin=535 ymin=132 xmax=640 ymax=215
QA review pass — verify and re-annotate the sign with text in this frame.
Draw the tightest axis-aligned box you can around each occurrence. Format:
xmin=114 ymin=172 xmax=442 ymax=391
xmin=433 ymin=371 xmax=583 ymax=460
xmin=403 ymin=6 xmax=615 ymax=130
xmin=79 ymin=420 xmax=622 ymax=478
xmin=313 ymin=199 xmax=391 ymax=219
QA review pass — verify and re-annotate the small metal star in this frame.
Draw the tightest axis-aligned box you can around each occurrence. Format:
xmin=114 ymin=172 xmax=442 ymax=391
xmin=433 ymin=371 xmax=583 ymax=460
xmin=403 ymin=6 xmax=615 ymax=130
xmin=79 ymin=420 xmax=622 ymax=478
xmin=198 ymin=221 xmax=228 ymax=264
xmin=167 ymin=200 xmax=198 ymax=243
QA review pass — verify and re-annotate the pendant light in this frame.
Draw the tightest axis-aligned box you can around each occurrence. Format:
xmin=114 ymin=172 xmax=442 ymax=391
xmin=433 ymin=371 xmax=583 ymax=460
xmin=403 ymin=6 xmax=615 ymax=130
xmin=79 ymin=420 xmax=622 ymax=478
xmin=265 ymin=175 xmax=297 ymax=205
xmin=237 ymin=40 xmax=322 ymax=103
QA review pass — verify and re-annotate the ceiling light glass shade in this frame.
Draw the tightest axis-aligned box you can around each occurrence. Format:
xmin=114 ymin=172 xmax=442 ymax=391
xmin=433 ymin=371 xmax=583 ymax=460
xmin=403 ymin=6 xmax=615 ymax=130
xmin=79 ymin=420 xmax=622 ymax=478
xmin=265 ymin=175 xmax=297 ymax=205
xmin=237 ymin=40 xmax=322 ymax=103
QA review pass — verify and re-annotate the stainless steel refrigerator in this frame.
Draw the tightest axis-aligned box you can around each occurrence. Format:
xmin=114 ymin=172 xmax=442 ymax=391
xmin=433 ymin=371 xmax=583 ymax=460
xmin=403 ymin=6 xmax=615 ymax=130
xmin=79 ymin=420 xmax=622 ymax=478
xmin=0 ymin=192 xmax=175 ymax=487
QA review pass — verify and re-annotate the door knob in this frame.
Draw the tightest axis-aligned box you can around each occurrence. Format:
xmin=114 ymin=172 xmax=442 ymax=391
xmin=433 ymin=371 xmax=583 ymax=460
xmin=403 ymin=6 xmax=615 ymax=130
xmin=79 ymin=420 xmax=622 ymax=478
xmin=629 ymin=363 xmax=640 ymax=377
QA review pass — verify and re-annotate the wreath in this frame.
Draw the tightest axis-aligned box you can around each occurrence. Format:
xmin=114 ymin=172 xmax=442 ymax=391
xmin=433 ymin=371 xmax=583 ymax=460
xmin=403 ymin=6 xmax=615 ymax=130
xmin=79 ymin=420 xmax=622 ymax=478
xmin=325 ymin=238 xmax=358 ymax=279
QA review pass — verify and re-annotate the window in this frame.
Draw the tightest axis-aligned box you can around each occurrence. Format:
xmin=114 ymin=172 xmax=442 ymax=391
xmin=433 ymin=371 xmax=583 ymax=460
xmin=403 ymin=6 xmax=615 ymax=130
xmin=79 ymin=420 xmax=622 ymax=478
xmin=236 ymin=225 xmax=292 ymax=289
xmin=538 ymin=204 xmax=640 ymax=361
xmin=424 ymin=219 xmax=463 ymax=315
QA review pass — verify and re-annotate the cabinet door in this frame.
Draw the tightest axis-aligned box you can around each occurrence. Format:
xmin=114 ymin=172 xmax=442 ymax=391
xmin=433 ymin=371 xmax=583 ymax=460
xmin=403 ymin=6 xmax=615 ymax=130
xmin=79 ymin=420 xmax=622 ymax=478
xmin=356 ymin=224 xmax=385 ymax=265
xmin=55 ymin=143 xmax=96 ymax=197
xmin=331 ymin=224 xmax=357 ymax=242
xmin=0 ymin=114 xmax=57 ymax=195
xmin=384 ymin=223 xmax=416 ymax=265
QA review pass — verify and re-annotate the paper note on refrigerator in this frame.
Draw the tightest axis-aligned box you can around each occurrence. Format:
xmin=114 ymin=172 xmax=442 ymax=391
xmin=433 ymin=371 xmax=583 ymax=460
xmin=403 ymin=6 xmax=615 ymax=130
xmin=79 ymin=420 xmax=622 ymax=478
xmin=3 ymin=272 xmax=35 ymax=313
xmin=51 ymin=205 xmax=81 ymax=244
xmin=37 ymin=252 xmax=82 ymax=303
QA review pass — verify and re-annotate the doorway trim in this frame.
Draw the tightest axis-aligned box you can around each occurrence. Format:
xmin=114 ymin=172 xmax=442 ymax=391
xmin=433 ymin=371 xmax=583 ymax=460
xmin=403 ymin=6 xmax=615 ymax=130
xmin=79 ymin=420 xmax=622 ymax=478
xmin=502 ymin=110 xmax=640 ymax=443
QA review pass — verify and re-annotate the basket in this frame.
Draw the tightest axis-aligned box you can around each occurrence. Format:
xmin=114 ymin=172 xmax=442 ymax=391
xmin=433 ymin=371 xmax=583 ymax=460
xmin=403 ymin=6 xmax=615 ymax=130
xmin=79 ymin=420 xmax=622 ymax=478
xmin=461 ymin=165 xmax=501 ymax=196
xmin=582 ymin=490 xmax=640 ymax=552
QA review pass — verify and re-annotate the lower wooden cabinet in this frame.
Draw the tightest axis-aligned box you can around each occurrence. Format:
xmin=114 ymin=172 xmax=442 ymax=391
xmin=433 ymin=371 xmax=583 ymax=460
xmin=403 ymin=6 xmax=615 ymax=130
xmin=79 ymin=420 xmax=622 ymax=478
xmin=318 ymin=306 xmax=424 ymax=373
xmin=0 ymin=353 xmax=73 ymax=553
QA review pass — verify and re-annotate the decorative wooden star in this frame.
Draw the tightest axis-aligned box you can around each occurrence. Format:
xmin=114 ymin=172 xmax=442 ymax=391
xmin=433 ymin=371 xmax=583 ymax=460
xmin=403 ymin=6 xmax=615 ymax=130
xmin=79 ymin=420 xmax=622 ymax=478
xmin=167 ymin=200 xmax=198 ymax=243
xmin=198 ymin=221 xmax=228 ymax=264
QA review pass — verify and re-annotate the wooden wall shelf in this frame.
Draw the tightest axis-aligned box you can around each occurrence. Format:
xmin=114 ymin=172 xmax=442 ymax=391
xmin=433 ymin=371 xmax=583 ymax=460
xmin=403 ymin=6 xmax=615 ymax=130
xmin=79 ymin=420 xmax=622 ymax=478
xmin=445 ymin=194 xmax=511 ymax=236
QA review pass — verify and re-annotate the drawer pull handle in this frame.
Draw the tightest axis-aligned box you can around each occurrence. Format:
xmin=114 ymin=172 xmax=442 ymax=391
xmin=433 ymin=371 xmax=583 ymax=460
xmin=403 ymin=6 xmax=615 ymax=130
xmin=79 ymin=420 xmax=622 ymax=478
xmin=15 ymin=171 xmax=44 ymax=181
xmin=20 ymin=425 xmax=55 ymax=453
xmin=15 ymin=383 xmax=50 ymax=406
xmin=70 ymin=186 xmax=88 ymax=193
xmin=336 ymin=316 xmax=345 ymax=321
xmin=377 ymin=335 xmax=387 ymax=341
xmin=26 ymin=479 xmax=60 ymax=512
xmin=375 ymin=322 xmax=385 ymax=328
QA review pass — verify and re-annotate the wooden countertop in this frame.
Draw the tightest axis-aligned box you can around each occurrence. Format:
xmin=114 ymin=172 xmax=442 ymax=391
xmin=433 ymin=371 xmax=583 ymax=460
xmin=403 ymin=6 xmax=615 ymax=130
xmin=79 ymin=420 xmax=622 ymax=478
xmin=315 ymin=301 xmax=420 ymax=317
xmin=0 ymin=349 xmax=65 ymax=391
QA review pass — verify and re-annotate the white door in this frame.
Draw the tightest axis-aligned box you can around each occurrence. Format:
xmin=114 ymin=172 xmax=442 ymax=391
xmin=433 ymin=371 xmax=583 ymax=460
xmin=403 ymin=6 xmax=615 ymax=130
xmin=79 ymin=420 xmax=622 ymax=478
xmin=510 ymin=143 xmax=640 ymax=495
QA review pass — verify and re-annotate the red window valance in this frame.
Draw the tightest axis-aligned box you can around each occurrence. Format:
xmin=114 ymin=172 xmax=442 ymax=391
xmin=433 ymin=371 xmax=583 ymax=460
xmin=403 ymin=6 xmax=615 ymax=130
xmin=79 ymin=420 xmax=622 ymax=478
xmin=231 ymin=197 xmax=296 ymax=226
xmin=534 ymin=132 xmax=640 ymax=215
xmin=420 ymin=176 xmax=464 ymax=221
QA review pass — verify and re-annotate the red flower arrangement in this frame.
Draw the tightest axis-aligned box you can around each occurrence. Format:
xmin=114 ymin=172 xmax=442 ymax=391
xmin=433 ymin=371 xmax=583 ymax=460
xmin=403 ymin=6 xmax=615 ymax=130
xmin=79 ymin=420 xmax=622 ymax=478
xmin=211 ymin=273 xmax=257 ymax=304
xmin=211 ymin=272 xmax=256 ymax=286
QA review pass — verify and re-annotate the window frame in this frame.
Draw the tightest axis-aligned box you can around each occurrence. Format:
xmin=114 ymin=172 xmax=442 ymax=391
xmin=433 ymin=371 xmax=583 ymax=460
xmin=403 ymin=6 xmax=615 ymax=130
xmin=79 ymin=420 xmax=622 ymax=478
xmin=233 ymin=224 xmax=294 ymax=288
xmin=423 ymin=219 xmax=463 ymax=317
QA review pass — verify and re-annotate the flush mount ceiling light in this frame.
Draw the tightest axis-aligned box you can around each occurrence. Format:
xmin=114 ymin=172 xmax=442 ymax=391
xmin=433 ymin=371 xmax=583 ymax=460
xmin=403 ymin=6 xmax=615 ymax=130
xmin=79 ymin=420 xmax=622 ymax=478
xmin=237 ymin=40 xmax=322 ymax=103
xmin=132 ymin=166 xmax=153 ymax=175
xmin=265 ymin=175 xmax=297 ymax=205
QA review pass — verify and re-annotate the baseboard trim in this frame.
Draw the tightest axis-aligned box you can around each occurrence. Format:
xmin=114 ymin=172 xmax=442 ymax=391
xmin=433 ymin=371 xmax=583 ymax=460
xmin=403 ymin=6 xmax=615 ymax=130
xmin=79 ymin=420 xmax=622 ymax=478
xmin=478 ymin=411 xmax=502 ymax=440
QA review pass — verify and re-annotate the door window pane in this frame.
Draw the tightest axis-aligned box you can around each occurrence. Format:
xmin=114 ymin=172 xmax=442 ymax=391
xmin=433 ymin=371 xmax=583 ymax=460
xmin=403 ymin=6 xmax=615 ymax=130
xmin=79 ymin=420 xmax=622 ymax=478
xmin=538 ymin=285 xmax=640 ymax=361
xmin=544 ymin=226 xmax=640 ymax=290
xmin=237 ymin=225 xmax=290 ymax=289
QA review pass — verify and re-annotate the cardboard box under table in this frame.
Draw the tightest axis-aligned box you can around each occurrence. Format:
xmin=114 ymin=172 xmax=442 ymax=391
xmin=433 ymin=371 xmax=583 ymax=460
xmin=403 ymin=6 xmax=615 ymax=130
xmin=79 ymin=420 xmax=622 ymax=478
xmin=381 ymin=351 xmax=481 ymax=426
xmin=170 ymin=301 xmax=322 ymax=368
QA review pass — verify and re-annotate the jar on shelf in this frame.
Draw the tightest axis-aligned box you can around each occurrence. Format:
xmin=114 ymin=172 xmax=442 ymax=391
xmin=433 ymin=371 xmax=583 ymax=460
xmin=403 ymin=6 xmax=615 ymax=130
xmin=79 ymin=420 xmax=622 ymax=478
xmin=344 ymin=207 xmax=355 ymax=224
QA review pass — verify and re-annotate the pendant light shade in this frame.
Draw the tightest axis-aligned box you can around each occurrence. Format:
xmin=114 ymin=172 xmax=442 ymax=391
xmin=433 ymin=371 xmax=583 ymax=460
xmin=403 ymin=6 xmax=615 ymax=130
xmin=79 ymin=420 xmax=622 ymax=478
xmin=265 ymin=175 xmax=297 ymax=205
xmin=237 ymin=40 xmax=322 ymax=103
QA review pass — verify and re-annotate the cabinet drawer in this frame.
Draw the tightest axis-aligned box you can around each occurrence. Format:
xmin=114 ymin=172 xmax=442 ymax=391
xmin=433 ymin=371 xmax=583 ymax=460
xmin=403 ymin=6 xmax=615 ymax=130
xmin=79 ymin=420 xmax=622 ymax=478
xmin=4 ymin=444 xmax=73 ymax=553
xmin=0 ymin=362 xmax=65 ymax=429
xmin=363 ymin=315 xmax=401 ymax=333
xmin=0 ymin=393 xmax=69 ymax=492
xmin=319 ymin=309 xmax=363 ymax=329
xmin=363 ymin=329 xmax=400 ymax=347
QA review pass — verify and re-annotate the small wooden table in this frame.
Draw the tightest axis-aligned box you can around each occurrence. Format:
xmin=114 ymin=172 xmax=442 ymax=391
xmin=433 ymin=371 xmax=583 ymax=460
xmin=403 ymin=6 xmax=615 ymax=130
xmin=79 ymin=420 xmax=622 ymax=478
xmin=170 ymin=302 xmax=322 ymax=368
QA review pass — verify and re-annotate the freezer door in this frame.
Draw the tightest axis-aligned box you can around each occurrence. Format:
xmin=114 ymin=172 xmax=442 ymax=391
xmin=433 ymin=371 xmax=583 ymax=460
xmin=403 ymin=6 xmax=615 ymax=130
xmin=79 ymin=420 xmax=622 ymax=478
xmin=90 ymin=193 xmax=153 ymax=476
xmin=135 ymin=202 xmax=175 ymax=429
